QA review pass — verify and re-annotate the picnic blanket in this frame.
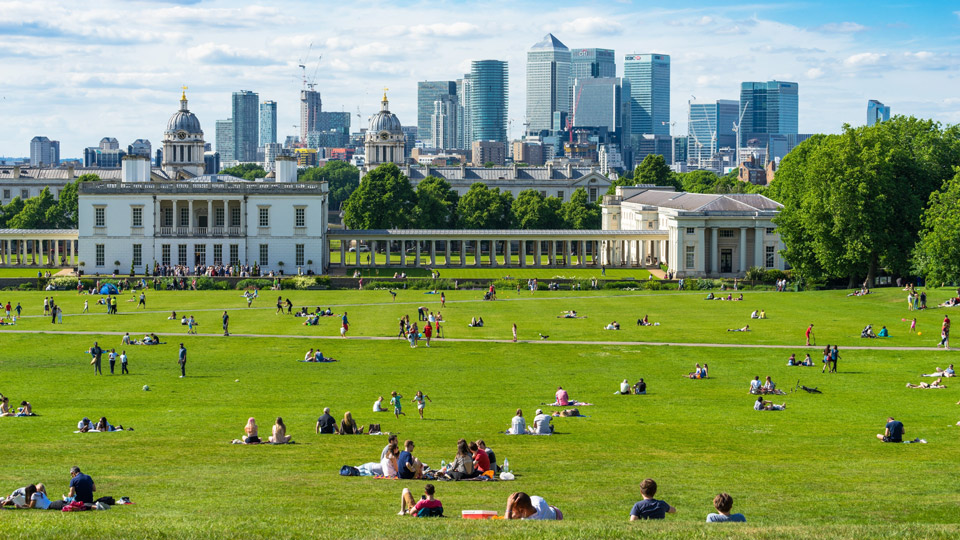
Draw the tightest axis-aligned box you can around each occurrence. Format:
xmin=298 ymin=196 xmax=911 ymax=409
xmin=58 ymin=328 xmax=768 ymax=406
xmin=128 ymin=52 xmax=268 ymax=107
xmin=543 ymin=401 xmax=593 ymax=406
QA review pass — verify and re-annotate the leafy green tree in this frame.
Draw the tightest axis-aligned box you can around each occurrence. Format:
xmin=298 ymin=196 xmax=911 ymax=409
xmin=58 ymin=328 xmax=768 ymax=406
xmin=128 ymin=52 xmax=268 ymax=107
xmin=635 ymin=154 xmax=681 ymax=190
xmin=914 ymin=170 xmax=960 ymax=283
xmin=342 ymin=163 xmax=417 ymax=229
xmin=7 ymin=187 xmax=56 ymax=229
xmin=457 ymin=183 xmax=513 ymax=229
xmin=46 ymin=180 xmax=79 ymax=227
xmin=561 ymin=187 xmax=601 ymax=229
xmin=299 ymin=160 xmax=360 ymax=210
xmin=415 ymin=176 xmax=458 ymax=228
xmin=512 ymin=189 xmax=563 ymax=229
xmin=0 ymin=196 xmax=24 ymax=227
xmin=771 ymin=117 xmax=960 ymax=286
xmin=678 ymin=170 xmax=721 ymax=193
xmin=221 ymin=163 xmax=267 ymax=181
xmin=77 ymin=173 xmax=101 ymax=183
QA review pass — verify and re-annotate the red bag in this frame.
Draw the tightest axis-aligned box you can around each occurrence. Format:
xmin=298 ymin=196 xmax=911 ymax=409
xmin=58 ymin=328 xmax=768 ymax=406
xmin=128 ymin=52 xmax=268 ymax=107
xmin=62 ymin=501 xmax=88 ymax=512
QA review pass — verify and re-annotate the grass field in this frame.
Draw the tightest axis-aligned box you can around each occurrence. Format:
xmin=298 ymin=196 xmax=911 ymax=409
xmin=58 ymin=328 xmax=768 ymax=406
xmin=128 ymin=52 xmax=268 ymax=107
xmin=347 ymin=266 xmax=653 ymax=280
xmin=0 ymin=268 xmax=59 ymax=277
xmin=0 ymin=286 xmax=958 ymax=539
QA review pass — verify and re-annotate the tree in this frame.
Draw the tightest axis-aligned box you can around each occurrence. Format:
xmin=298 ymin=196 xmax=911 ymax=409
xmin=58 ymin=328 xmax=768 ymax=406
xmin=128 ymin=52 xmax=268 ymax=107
xmin=342 ymin=163 xmax=417 ymax=229
xmin=512 ymin=189 xmax=563 ymax=229
xmin=771 ymin=117 xmax=960 ymax=286
xmin=221 ymin=163 xmax=267 ymax=181
xmin=0 ymin=196 xmax=24 ymax=227
xmin=914 ymin=170 xmax=960 ymax=283
xmin=561 ymin=187 xmax=601 ymax=229
xmin=47 ymin=180 xmax=79 ymax=227
xmin=635 ymin=154 xmax=681 ymax=190
xmin=678 ymin=169 xmax=721 ymax=193
xmin=414 ymin=176 xmax=458 ymax=228
xmin=7 ymin=187 xmax=56 ymax=229
xmin=457 ymin=183 xmax=513 ymax=229
xmin=299 ymin=160 xmax=360 ymax=210
xmin=77 ymin=173 xmax=101 ymax=183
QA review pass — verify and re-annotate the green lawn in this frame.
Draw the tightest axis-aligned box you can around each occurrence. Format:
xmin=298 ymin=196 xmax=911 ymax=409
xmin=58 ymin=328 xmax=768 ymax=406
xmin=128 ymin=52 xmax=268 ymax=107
xmin=348 ymin=266 xmax=653 ymax=280
xmin=0 ymin=268 xmax=59 ymax=277
xmin=0 ymin=287 xmax=958 ymax=539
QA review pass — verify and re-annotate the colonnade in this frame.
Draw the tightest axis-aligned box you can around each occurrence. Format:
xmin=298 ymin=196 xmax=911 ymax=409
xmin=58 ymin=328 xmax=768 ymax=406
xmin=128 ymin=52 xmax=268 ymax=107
xmin=0 ymin=235 xmax=78 ymax=266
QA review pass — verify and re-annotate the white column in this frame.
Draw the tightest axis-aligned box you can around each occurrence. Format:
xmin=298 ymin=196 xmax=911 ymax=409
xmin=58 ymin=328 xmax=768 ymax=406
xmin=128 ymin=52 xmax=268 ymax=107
xmin=415 ymin=240 xmax=421 ymax=267
xmin=505 ymin=239 xmax=512 ymax=266
xmin=460 ymin=241 xmax=466 ymax=267
xmin=173 ymin=200 xmax=179 ymax=230
xmin=755 ymin=227 xmax=765 ymax=269
xmin=710 ymin=228 xmax=718 ymax=275
xmin=475 ymin=240 xmax=481 ymax=267
xmin=430 ymin=241 xmax=436 ymax=266
xmin=519 ymin=240 xmax=526 ymax=267
xmin=739 ymin=227 xmax=747 ymax=274
xmin=400 ymin=241 xmax=406 ymax=266
xmin=207 ymin=200 xmax=212 ymax=234
xmin=385 ymin=240 xmax=391 ymax=266
xmin=490 ymin=240 xmax=497 ymax=267
xmin=444 ymin=241 xmax=450 ymax=266
xmin=340 ymin=240 xmax=346 ymax=267
xmin=188 ymin=200 xmax=194 ymax=232
xmin=54 ymin=239 xmax=59 ymax=266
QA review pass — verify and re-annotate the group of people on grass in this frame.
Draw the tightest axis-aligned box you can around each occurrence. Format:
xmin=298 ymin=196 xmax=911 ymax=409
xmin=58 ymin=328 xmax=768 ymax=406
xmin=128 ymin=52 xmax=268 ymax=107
xmin=397 ymin=485 xmax=562 ymax=520
xmin=399 ymin=313 xmax=441 ymax=347
xmin=77 ymin=416 xmax=127 ymax=432
xmin=234 ymin=417 xmax=293 ymax=444
xmin=749 ymin=376 xmax=785 ymax=396
xmin=619 ymin=378 xmax=646 ymax=394
xmin=0 ymin=394 xmax=32 ymax=416
xmin=786 ymin=353 xmax=815 ymax=366
xmin=0 ymin=467 xmax=100 ymax=510
xmin=685 ymin=364 xmax=709 ymax=379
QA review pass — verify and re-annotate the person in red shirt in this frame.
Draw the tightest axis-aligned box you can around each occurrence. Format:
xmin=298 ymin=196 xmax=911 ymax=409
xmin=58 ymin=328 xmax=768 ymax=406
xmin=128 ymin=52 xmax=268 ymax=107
xmin=400 ymin=484 xmax=443 ymax=517
xmin=423 ymin=322 xmax=432 ymax=348
xmin=470 ymin=441 xmax=490 ymax=474
xmin=805 ymin=324 xmax=814 ymax=346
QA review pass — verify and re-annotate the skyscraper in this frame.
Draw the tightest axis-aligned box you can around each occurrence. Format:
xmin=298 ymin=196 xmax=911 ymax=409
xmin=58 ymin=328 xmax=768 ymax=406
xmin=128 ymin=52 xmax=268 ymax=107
xmin=570 ymin=48 xmax=616 ymax=80
xmin=469 ymin=60 xmax=508 ymax=143
xmin=29 ymin=136 xmax=60 ymax=166
xmin=417 ymin=81 xmax=457 ymax=146
xmin=526 ymin=34 xmax=571 ymax=133
xmin=232 ymin=90 xmax=259 ymax=162
xmin=457 ymin=76 xmax=471 ymax=149
xmin=216 ymin=119 xmax=234 ymax=162
xmin=260 ymin=100 xmax=277 ymax=146
xmin=431 ymin=95 xmax=459 ymax=150
xmin=738 ymin=81 xmax=798 ymax=145
xmin=687 ymin=100 xmax=738 ymax=168
xmin=300 ymin=89 xmax=322 ymax=142
xmin=127 ymin=139 xmax=152 ymax=159
xmin=623 ymin=53 xmax=670 ymax=136
xmin=867 ymin=99 xmax=890 ymax=126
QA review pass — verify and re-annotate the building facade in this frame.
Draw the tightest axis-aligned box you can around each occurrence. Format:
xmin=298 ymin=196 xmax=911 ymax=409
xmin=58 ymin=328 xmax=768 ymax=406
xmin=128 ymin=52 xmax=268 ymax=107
xmin=469 ymin=60 xmax=509 ymax=143
xmin=364 ymin=94 xmax=406 ymax=167
xmin=687 ymin=99 xmax=738 ymax=170
xmin=232 ymin=90 xmax=259 ymax=162
xmin=127 ymin=139 xmax=152 ymax=159
xmin=570 ymin=48 xmax=616 ymax=81
xmin=624 ymin=53 xmax=670 ymax=137
xmin=602 ymin=186 xmax=785 ymax=277
xmin=260 ymin=100 xmax=277 ymax=146
xmin=215 ymin=119 xmax=234 ymax=163
xmin=30 ymin=136 xmax=60 ymax=167
xmin=77 ymin=156 xmax=329 ymax=274
xmin=403 ymin=164 xmax=612 ymax=202
xmin=471 ymin=140 xmax=506 ymax=166
xmin=739 ymin=81 xmax=799 ymax=146
xmin=300 ymin=89 xmax=322 ymax=142
xmin=867 ymin=99 xmax=890 ymax=126
xmin=161 ymin=91 xmax=206 ymax=179
xmin=526 ymin=34 xmax=571 ymax=133
xmin=417 ymin=81 xmax=457 ymax=146
xmin=431 ymin=95 xmax=458 ymax=150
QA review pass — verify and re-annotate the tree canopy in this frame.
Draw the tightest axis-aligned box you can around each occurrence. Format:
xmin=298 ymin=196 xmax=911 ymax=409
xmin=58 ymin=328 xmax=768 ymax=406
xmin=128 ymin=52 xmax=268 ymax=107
xmin=512 ymin=189 xmax=563 ymax=229
xmin=914 ymin=169 xmax=960 ymax=283
xmin=457 ymin=183 xmax=514 ymax=229
xmin=561 ymin=187 xmax=601 ymax=229
xmin=221 ymin=163 xmax=267 ymax=181
xmin=415 ymin=176 xmax=459 ymax=228
xmin=299 ymin=160 xmax=360 ymax=210
xmin=342 ymin=163 xmax=417 ymax=229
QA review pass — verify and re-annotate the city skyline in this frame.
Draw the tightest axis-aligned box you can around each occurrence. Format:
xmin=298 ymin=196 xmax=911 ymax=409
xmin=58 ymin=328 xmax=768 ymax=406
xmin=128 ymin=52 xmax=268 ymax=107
xmin=1 ymin=0 xmax=958 ymax=157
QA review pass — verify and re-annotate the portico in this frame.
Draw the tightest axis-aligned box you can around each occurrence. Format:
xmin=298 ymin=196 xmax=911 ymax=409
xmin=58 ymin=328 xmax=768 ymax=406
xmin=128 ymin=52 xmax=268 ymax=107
xmin=0 ymin=229 xmax=79 ymax=267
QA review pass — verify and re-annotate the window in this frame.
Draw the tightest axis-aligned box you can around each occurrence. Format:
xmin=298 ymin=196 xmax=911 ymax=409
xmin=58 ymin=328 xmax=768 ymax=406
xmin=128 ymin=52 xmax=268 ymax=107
xmin=95 ymin=244 xmax=105 ymax=267
xmin=132 ymin=244 xmax=142 ymax=267
xmin=179 ymin=207 xmax=189 ymax=227
xmin=215 ymin=207 xmax=225 ymax=227
xmin=295 ymin=244 xmax=305 ymax=266
xmin=718 ymin=229 xmax=735 ymax=238
xmin=685 ymin=245 xmax=695 ymax=269
xmin=539 ymin=190 xmax=547 ymax=198
xmin=94 ymin=207 xmax=105 ymax=227
xmin=213 ymin=244 xmax=223 ymax=265
xmin=3 ymin=190 xmax=9 ymax=199
xmin=132 ymin=207 xmax=143 ymax=227
xmin=686 ymin=227 xmax=695 ymax=234
xmin=557 ymin=191 xmax=564 ymax=200
xmin=295 ymin=207 xmax=305 ymax=228
xmin=194 ymin=244 xmax=206 ymax=266
xmin=21 ymin=189 xmax=28 ymax=199
xmin=589 ymin=187 xmax=597 ymax=201
xmin=161 ymin=244 xmax=171 ymax=266
xmin=765 ymin=246 xmax=775 ymax=268
xmin=162 ymin=208 xmax=172 ymax=227
xmin=259 ymin=244 xmax=269 ymax=266
xmin=178 ymin=244 xmax=187 ymax=266
xmin=230 ymin=207 xmax=241 ymax=227
xmin=230 ymin=244 xmax=239 ymax=265
xmin=766 ymin=228 xmax=775 ymax=235
xmin=258 ymin=207 xmax=269 ymax=227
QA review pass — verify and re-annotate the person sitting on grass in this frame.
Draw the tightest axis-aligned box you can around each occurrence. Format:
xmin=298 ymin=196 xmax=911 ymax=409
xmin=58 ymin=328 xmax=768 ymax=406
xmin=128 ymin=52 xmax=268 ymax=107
xmin=637 ymin=315 xmax=652 ymax=326
xmin=399 ymin=483 xmax=443 ymax=517
xmin=906 ymin=378 xmax=947 ymax=389
xmin=727 ymin=325 xmax=750 ymax=332
xmin=398 ymin=440 xmax=423 ymax=479
xmin=802 ymin=353 xmax=814 ymax=366
xmin=620 ymin=379 xmax=631 ymax=395
xmin=921 ymin=365 xmax=955 ymax=377
xmin=268 ymin=417 xmax=292 ymax=444
xmin=749 ymin=376 xmax=762 ymax=394
xmin=762 ymin=376 xmax=779 ymax=394
xmin=439 ymin=439 xmax=477 ymax=480
xmin=705 ymin=293 xmax=715 ymax=300
xmin=469 ymin=441 xmax=490 ymax=474
xmin=629 ymin=478 xmax=676 ymax=520
xmin=505 ymin=492 xmax=561 ymax=520
xmin=634 ymin=378 xmax=646 ymax=394
xmin=878 ymin=325 xmax=889 ymax=337
xmin=861 ymin=325 xmax=878 ymax=338
xmin=373 ymin=396 xmax=386 ymax=412
xmin=786 ymin=353 xmax=797 ymax=366
xmin=686 ymin=364 xmax=705 ymax=379
xmin=167 ymin=311 xmax=176 ymax=320
xmin=555 ymin=386 xmax=570 ymax=406
xmin=605 ymin=321 xmax=621 ymax=330
xmin=508 ymin=409 xmax=527 ymax=435
xmin=381 ymin=442 xmax=399 ymax=478
xmin=316 ymin=407 xmax=339 ymax=434
xmin=759 ymin=309 xmax=766 ymax=319
xmin=477 ymin=440 xmax=497 ymax=472
xmin=706 ymin=492 xmax=746 ymax=522
xmin=877 ymin=417 xmax=904 ymax=442
xmin=751 ymin=310 xmax=760 ymax=319
xmin=0 ymin=396 xmax=15 ymax=417
xmin=532 ymin=408 xmax=553 ymax=434
xmin=25 ymin=483 xmax=51 ymax=509
xmin=16 ymin=401 xmax=33 ymax=416
xmin=754 ymin=396 xmax=785 ymax=411
xmin=243 ymin=417 xmax=261 ymax=444
xmin=304 ymin=348 xmax=315 ymax=362
xmin=340 ymin=411 xmax=365 ymax=435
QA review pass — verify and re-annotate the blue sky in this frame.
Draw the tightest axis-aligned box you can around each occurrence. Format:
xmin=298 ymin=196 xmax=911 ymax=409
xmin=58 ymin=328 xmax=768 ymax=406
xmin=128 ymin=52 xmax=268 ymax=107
xmin=0 ymin=0 xmax=957 ymax=157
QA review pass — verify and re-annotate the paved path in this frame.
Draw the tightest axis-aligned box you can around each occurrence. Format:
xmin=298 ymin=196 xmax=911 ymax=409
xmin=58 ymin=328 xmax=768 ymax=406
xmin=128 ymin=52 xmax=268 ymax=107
xmin=0 ymin=328 xmax=951 ymax=352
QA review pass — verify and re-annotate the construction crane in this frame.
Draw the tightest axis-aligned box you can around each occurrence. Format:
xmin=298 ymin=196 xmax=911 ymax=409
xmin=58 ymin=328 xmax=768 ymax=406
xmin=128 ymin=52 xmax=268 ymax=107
xmin=733 ymin=100 xmax=750 ymax=169
xmin=566 ymin=84 xmax=585 ymax=144
xmin=297 ymin=43 xmax=323 ymax=91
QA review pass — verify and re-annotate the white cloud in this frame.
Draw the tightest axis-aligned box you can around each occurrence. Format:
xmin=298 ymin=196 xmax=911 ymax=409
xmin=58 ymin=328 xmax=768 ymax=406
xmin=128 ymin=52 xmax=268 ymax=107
xmin=406 ymin=22 xmax=482 ymax=38
xmin=558 ymin=17 xmax=622 ymax=35
xmin=818 ymin=22 xmax=867 ymax=33
xmin=844 ymin=52 xmax=885 ymax=67
xmin=806 ymin=67 xmax=825 ymax=79
xmin=183 ymin=43 xmax=280 ymax=66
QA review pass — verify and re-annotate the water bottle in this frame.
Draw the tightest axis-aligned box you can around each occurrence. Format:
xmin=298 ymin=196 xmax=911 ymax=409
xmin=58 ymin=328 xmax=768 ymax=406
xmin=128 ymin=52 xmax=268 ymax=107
xmin=440 ymin=459 xmax=447 ymax=471
xmin=503 ymin=458 xmax=509 ymax=473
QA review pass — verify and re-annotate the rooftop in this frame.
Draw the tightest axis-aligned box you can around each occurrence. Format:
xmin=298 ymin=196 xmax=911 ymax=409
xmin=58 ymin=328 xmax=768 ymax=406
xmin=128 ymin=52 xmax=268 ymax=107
xmin=79 ymin=181 xmax=327 ymax=195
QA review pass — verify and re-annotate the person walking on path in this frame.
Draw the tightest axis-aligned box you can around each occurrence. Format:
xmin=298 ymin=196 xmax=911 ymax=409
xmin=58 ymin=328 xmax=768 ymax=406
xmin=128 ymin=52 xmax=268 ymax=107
xmin=89 ymin=342 xmax=103 ymax=375
xmin=82 ymin=300 xmax=88 ymax=313
xmin=276 ymin=296 xmax=284 ymax=315
xmin=108 ymin=349 xmax=116 ymax=374
xmin=440 ymin=292 xmax=445 ymax=308
xmin=178 ymin=343 xmax=187 ymax=378
xmin=15 ymin=302 xmax=21 ymax=317
xmin=341 ymin=311 xmax=349 ymax=338
xmin=222 ymin=311 xmax=229 ymax=336
xmin=57 ymin=305 xmax=63 ymax=324
xmin=512 ymin=323 xmax=518 ymax=343
xmin=120 ymin=350 xmax=128 ymax=374
xmin=137 ymin=292 xmax=146 ymax=309
xmin=805 ymin=324 xmax=815 ymax=346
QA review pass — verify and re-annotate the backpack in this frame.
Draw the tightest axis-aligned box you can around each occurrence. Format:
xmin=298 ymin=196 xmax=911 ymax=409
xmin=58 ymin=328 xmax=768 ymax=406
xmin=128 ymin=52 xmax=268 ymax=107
xmin=95 ymin=496 xmax=116 ymax=505
xmin=417 ymin=505 xmax=444 ymax=518
xmin=339 ymin=465 xmax=360 ymax=476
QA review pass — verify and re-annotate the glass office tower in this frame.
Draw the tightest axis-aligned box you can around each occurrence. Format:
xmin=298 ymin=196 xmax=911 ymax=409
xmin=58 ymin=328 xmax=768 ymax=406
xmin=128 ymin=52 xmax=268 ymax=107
xmin=469 ymin=60 xmax=509 ymax=143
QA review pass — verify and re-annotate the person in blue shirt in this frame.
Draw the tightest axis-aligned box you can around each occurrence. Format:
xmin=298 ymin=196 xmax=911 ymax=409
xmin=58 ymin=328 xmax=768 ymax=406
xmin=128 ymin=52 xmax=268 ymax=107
xmin=706 ymin=492 xmax=746 ymax=522
xmin=340 ymin=312 xmax=349 ymax=337
xmin=629 ymin=478 xmax=676 ymax=520
xmin=877 ymin=417 xmax=903 ymax=442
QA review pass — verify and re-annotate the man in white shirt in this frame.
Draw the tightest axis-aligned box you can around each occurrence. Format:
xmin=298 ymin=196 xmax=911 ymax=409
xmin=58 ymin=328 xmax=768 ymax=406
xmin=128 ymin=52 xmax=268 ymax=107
xmin=749 ymin=376 xmax=762 ymax=394
xmin=620 ymin=379 xmax=631 ymax=395
xmin=532 ymin=409 xmax=553 ymax=434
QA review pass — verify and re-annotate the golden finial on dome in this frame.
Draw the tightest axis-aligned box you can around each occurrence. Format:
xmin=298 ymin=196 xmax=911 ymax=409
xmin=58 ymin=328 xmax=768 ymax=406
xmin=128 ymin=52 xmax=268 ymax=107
xmin=383 ymin=87 xmax=389 ymax=101
xmin=181 ymin=85 xmax=188 ymax=100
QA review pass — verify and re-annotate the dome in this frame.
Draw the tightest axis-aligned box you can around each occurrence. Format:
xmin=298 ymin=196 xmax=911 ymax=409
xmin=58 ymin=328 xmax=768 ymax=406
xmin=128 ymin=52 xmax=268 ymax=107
xmin=368 ymin=95 xmax=403 ymax=134
xmin=166 ymin=93 xmax=202 ymax=134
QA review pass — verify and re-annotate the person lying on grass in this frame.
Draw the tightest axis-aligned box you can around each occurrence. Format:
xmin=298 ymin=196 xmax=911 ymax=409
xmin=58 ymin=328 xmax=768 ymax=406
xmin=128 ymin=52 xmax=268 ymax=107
xmin=95 ymin=416 xmax=125 ymax=431
xmin=604 ymin=321 xmax=621 ymax=330
xmin=906 ymin=378 xmax=947 ymax=389
xmin=399 ymin=483 xmax=442 ymax=517
xmin=310 ymin=350 xmax=337 ymax=362
xmin=505 ymin=491 xmax=561 ymax=520
xmin=551 ymin=408 xmax=582 ymax=417
xmin=468 ymin=317 xmax=484 ymax=327
xmin=558 ymin=311 xmax=586 ymax=319
xmin=921 ymin=365 xmax=954 ymax=377
xmin=727 ymin=325 xmax=750 ymax=332
xmin=754 ymin=396 xmax=785 ymax=411
xmin=637 ymin=315 xmax=652 ymax=326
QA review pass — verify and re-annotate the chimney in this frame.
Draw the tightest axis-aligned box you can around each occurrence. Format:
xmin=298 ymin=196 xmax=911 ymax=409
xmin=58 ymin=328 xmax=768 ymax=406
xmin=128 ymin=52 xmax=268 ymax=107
xmin=66 ymin=165 xmax=75 ymax=179
xmin=13 ymin=166 xmax=20 ymax=179
xmin=274 ymin=155 xmax=297 ymax=183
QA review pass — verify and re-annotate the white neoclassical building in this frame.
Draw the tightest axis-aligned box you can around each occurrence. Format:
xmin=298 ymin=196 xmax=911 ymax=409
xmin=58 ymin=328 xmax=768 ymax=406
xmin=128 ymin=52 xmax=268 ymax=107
xmin=364 ymin=92 xmax=406 ymax=168
xmin=77 ymin=94 xmax=329 ymax=274
xmin=602 ymin=186 xmax=786 ymax=277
